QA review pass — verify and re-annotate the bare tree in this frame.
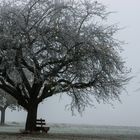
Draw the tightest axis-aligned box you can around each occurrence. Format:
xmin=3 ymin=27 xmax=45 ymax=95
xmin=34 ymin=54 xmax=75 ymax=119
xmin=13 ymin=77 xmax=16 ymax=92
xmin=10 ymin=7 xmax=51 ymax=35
xmin=0 ymin=0 xmax=129 ymax=131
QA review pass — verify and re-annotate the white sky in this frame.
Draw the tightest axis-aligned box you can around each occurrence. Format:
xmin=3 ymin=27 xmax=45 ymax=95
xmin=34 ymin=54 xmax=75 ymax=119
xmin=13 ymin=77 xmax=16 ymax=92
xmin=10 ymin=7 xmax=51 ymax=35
xmin=4 ymin=0 xmax=140 ymax=127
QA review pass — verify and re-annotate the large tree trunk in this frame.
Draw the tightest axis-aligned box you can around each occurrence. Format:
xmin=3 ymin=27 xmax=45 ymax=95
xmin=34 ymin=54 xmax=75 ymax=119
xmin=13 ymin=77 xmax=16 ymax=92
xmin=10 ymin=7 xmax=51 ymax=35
xmin=1 ymin=108 xmax=6 ymax=125
xmin=25 ymin=103 xmax=38 ymax=131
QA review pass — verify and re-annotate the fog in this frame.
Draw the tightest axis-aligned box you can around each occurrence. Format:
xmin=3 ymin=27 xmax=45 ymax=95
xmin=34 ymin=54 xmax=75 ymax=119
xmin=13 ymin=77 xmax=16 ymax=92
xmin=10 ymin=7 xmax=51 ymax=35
xmin=5 ymin=0 xmax=140 ymax=127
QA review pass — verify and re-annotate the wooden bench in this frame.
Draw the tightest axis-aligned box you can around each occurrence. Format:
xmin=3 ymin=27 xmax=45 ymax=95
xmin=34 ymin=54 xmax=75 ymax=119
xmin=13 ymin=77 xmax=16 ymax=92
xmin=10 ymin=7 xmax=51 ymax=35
xmin=35 ymin=118 xmax=50 ymax=133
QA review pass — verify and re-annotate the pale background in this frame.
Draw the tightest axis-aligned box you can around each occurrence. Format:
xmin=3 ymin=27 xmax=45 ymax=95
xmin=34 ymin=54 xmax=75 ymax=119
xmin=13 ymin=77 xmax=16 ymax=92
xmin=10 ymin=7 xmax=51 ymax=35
xmin=5 ymin=0 xmax=140 ymax=127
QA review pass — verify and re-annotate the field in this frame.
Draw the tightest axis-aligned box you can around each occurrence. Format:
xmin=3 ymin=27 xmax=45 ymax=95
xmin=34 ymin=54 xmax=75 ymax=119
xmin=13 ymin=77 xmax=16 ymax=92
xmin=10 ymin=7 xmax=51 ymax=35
xmin=0 ymin=123 xmax=140 ymax=140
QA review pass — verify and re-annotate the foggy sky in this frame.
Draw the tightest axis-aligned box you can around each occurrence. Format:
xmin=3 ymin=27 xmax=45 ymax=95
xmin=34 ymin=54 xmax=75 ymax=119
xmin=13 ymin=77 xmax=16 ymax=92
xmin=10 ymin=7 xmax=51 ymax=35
xmin=4 ymin=0 xmax=140 ymax=126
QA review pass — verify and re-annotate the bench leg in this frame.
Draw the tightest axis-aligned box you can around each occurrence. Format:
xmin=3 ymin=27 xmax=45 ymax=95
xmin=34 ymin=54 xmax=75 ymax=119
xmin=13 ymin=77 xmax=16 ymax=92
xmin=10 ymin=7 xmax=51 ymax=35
xmin=43 ymin=127 xmax=50 ymax=133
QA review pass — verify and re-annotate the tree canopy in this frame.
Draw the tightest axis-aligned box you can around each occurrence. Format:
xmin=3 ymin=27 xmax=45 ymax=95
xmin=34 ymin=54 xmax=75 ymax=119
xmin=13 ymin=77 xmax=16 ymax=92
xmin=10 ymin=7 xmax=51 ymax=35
xmin=0 ymin=89 xmax=18 ymax=125
xmin=0 ymin=89 xmax=17 ymax=109
xmin=0 ymin=0 xmax=129 ymax=131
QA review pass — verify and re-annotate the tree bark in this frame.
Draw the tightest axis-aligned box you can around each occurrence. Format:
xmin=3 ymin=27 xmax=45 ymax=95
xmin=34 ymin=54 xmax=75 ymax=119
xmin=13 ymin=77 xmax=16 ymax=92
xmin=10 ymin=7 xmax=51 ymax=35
xmin=25 ymin=103 xmax=38 ymax=131
xmin=1 ymin=108 xmax=6 ymax=125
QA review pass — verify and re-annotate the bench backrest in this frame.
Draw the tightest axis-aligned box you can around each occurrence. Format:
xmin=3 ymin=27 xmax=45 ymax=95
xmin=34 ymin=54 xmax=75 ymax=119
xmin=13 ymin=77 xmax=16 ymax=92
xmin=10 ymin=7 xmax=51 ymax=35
xmin=36 ymin=119 xmax=46 ymax=127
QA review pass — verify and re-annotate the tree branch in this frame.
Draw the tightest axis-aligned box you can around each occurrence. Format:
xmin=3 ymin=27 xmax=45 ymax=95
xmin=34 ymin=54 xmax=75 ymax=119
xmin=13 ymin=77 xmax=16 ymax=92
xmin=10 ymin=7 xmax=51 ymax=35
xmin=21 ymin=58 xmax=34 ymax=73
xmin=15 ymin=48 xmax=32 ymax=93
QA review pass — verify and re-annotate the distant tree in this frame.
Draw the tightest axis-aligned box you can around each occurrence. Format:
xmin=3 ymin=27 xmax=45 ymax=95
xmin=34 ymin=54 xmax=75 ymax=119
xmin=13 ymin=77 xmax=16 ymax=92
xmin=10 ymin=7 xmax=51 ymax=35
xmin=0 ymin=0 xmax=129 ymax=131
xmin=0 ymin=90 xmax=18 ymax=125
